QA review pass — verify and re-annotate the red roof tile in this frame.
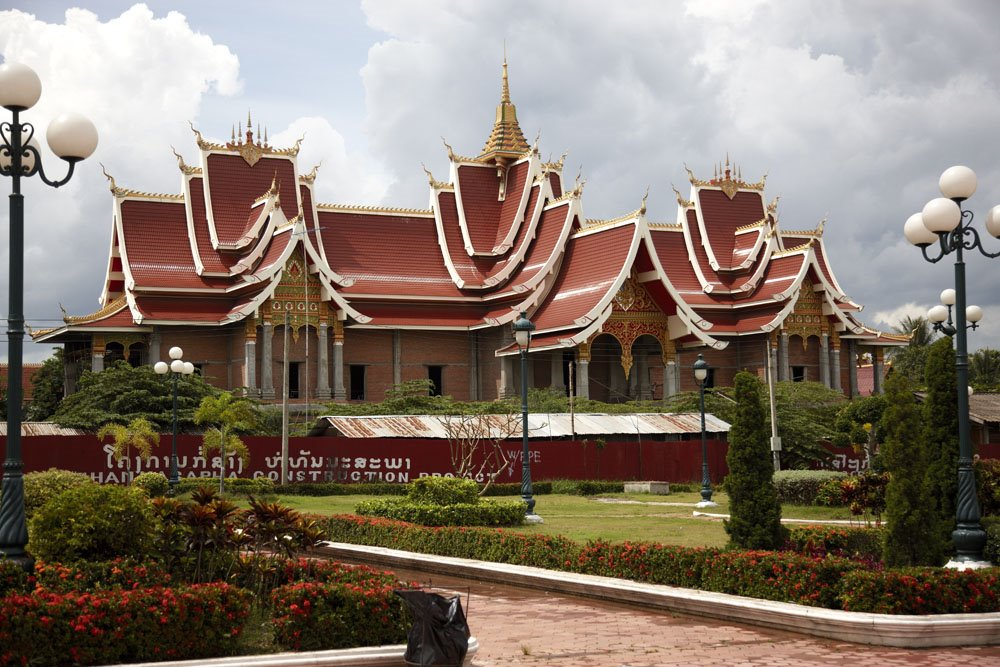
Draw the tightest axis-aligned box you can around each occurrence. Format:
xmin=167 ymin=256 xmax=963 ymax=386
xmin=456 ymin=164 xmax=502 ymax=253
xmin=204 ymin=154 xmax=298 ymax=247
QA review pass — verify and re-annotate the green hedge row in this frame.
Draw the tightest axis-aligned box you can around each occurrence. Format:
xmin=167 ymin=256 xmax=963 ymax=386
xmin=355 ymin=497 xmax=526 ymax=527
xmin=772 ymin=470 xmax=847 ymax=505
xmin=323 ymin=515 xmax=1000 ymax=614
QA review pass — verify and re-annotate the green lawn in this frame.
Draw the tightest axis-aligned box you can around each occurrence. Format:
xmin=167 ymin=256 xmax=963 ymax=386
xmin=273 ymin=492 xmax=863 ymax=549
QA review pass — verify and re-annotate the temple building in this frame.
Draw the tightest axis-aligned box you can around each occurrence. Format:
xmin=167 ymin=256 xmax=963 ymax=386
xmin=35 ymin=60 xmax=906 ymax=404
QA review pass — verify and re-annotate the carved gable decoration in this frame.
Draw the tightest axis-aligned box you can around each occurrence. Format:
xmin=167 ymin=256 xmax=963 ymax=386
xmin=785 ymin=278 xmax=824 ymax=349
xmin=268 ymin=254 xmax=324 ymax=340
xmin=603 ymin=274 xmax=673 ymax=378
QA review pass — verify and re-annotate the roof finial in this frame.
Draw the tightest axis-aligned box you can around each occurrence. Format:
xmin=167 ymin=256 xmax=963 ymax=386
xmin=640 ymin=186 xmax=649 ymax=215
xmin=245 ymin=110 xmax=254 ymax=144
xmin=441 ymin=136 xmax=455 ymax=160
xmin=264 ymin=126 xmax=269 ymax=146
xmin=501 ymin=43 xmax=511 ymax=104
xmin=231 ymin=125 xmax=236 ymax=143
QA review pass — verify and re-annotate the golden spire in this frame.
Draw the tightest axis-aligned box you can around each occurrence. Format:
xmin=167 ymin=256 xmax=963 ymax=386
xmin=479 ymin=53 xmax=529 ymax=161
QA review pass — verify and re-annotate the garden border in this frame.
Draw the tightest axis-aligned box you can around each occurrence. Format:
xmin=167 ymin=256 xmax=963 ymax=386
xmin=319 ymin=542 xmax=1000 ymax=648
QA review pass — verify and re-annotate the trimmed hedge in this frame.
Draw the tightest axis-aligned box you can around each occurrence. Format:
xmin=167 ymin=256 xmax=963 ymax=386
xmin=22 ymin=468 xmax=94 ymax=519
xmin=271 ymin=580 xmax=412 ymax=651
xmin=324 ymin=514 xmax=1000 ymax=614
xmin=784 ymin=525 xmax=884 ymax=564
xmin=0 ymin=583 xmax=251 ymax=666
xmin=550 ymin=480 xmax=625 ymax=495
xmin=984 ymin=517 xmax=1000 ymax=565
xmin=772 ymin=470 xmax=847 ymax=505
xmin=274 ymin=482 xmax=408 ymax=496
xmin=408 ymin=477 xmax=479 ymax=505
xmin=356 ymin=497 xmax=526 ymax=527
xmin=839 ymin=567 xmax=1000 ymax=614
xmin=175 ymin=476 xmax=275 ymax=496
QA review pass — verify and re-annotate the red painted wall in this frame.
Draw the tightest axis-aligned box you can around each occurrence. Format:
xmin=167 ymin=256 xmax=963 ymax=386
xmin=5 ymin=435 xmax=728 ymax=485
xmin=9 ymin=435 xmax=998 ymax=486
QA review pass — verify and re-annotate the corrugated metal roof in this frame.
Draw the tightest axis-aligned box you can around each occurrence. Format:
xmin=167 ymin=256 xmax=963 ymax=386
xmin=0 ymin=422 xmax=87 ymax=436
xmin=310 ymin=413 xmax=730 ymax=439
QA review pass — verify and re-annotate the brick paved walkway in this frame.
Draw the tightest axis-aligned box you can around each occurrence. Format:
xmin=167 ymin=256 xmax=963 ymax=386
xmin=395 ymin=569 xmax=1000 ymax=667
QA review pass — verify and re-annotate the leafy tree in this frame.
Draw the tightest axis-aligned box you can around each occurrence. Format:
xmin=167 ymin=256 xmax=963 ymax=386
xmin=969 ymin=348 xmax=1000 ymax=391
xmin=923 ymin=337 xmax=959 ymax=546
xmin=52 ymin=361 xmax=217 ymax=431
xmin=887 ymin=315 xmax=937 ymax=387
xmin=771 ymin=381 xmax=845 ymax=469
xmin=97 ymin=417 xmax=161 ymax=471
xmin=724 ymin=372 xmax=785 ymax=549
xmin=25 ymin=348 xmax=64 ymax=421
xmin=194 ymin=392 xmax=258 ymax=494
xmin=832 ymin=394 xmax=888 ymax=469
xmin=881 ymin=371 xmax=946 ymax=566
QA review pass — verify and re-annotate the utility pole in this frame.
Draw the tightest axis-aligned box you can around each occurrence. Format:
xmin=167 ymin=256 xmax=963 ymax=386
xmin=281 ymin=310 xmax=290 ymax=484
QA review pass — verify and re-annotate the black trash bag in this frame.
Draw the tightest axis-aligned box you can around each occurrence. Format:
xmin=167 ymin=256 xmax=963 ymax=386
xmin=395 ymin=589 xmax=471 ymax=667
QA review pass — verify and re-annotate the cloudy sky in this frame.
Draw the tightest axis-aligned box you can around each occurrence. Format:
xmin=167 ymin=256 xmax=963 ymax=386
xmin=3 ymin=0 xmax=1000 ymax=363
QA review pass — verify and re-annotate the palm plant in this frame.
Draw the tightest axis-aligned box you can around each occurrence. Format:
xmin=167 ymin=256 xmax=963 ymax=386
xmin=96 ymin=417 xmax=160 ymax=471
xmin=194 ymin=392 xmax=257 ymax=495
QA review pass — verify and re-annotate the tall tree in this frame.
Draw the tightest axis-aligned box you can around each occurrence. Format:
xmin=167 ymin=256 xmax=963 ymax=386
xmin=969 ymin=348 xmax=1000 ymax=391
xmin=887 ymin=315 xmax=937 ymax=387
xmin=97 ymin=417 xmax=161 ymax=472
xmin=771 ymin=381 xmax=845 ymax=469
xmin=881 ymin=371 xmax=946 ymax=566
xmin=52 ymin=361 xmax=217 ymax=431
xmin=194 ymin=392 xmax=258 ymax=494
xmin=832 ymin=394 xmax=888 ymax=470
xmin=724 ymin=372 xmax=785 ymax=549
xmin=25 ymin=349 xmax=65 ymax=421
xmin=923 ymin=336 xmax=959 ymax=547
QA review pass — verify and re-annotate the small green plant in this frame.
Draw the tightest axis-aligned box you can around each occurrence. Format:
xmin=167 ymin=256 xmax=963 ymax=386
xmin=28 ymin=483 xmax=155 ymax=563
xmin=408 ymin=476 xmax=479 ymax=505
xmin=97 ymin=417 xmax=160 ymax=471
xmin=22 ymin=468 xmax=94 ymax=519
xmin=132 ymin=471 xmax=169 ymax=497
xmin=772 ymin=470 xmax=847 ymax=505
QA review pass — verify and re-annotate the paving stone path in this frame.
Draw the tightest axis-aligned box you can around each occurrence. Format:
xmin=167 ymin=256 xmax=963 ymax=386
xmin=393 ymin=568 xmax=1000 ymax=667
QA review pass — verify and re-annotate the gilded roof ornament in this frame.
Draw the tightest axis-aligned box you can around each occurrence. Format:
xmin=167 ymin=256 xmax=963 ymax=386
xmin=421 ymin=163 xmax=450 ymax=190
xmin=170 ymin=146 xmax=200 ymax=175
xmin=685 ymin=158 xmax=767 ymax=198
xmin=671 ymin=185 xmax=693 ymax=209
xmin=317 ymin=202 xmax=434 ymax=216
xmin=767 ymin=195 xmax=780 ymax=216
xmin=542 ymin=151 xmax=567 ymax=171
xmin=442 ymin=137 xmax=456 ymax=160
xmin=100 ymin=163 xmax=127 ymax=198
xmin=63 ymin=295 xmax=129 ymax=325
xmin=300 ymin=162 xmax=321 ymax=184
xmin=479 ymin=55 xmax=530 ymax=161
xmin=640 ymin=186 xmax=649 ymax=216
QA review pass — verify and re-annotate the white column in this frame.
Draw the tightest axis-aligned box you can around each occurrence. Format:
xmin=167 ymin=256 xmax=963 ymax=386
xmin=316 ymin=322 xmax=331 ymax=399
xmin=577 ymin=358 xmax=590 ymax=399
xmin=261 ymin=322 xmax=275 ymax=399
xmin=819 ymin=333 xmax=830 ymax=388
xmin=873 ymin=348 xmax=884 ymax=395
xmin=550 ymin=352 xmax=565 ymax=392
xmin=245 ymin=338 xmax=257 ymax=395
xmin=831 ymin=344 xmax=842 ymax=392
xmin=665 ymin=361 xmax=678 ymax=397
xmin=392 ymin=330 xmax=402 ymax=388
xmin=848 ymin=340 xmax=858 ymax=397
xmin=779 ymin=332 xmax=790 ymax=381
xmin=500 ymin=355 xmax=515 ymax=399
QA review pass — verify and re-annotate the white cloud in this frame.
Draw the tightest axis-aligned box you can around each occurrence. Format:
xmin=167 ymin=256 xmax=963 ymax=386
xmin=0 ymin=4 xmax=242 ymax=361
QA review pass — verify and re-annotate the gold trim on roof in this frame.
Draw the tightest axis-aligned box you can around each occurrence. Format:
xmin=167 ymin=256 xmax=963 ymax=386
xmin=772 ymin=241 xmax=813 ymax=257
xmin=317 ymin=203 xmax=434 ymax=216
xmin=100 ymin=163 xmax=183 ymax=200
xmin=735 ymin=218 xmax=767 ymax=233
xmin=170 ymin=147 xmax=201 ymax=175
xmin=300 ymin=163 xmax=321 ymax=184
xmin=63 ymin=295 xmax=129 ymax=325
xmin=672 ymin=185 xmax=693 ymax=209
xmin=189 ymin=118 xmax=302 ymax=166
xmin=542 ymin=152 xmax=567 ymax=171
xmin=648 ymin=221 xmax=683 ymax=230
xmin=686 ymin=156 xmax=767 ymax=199
xmin=584 ymin=208 xmax=642 ymax=228
xmin=422 ymin=163 xmax=451 ymax=190
xmin=479 ymin=56 xmax=530 ymax=161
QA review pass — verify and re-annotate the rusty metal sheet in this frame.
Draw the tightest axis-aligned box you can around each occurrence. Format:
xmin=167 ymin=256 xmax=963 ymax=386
xmin=313 ymin=413 xmax=730 ymax=439
xmin=0 ymin=422 xmax=87 ymax=436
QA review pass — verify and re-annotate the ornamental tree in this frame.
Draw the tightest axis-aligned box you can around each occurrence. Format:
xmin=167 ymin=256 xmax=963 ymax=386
xmin=881 ymin=371 xmax=946 ymax=566
xmin=922 ymin=336 xmax=959 ymax=544
xmin=724 ymin=371 xmax=785 ymax=549
xmin=194 ymin=392 xmax=258 ymax=494
xmin=97 ymin=417 xmax=160 ymax=471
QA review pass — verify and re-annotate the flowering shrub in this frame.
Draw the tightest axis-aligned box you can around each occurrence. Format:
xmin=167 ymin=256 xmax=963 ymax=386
xmin=0 ymin=560 xmax=32 ymax=597
xmin=325 ymin=514 xmax=1000 ymax=614
xmin=784 ymin=525 xmax=884 ymax=565
xmin=839 ymin=567 xmax=1000 ymax=614
xmin=33 ymin=558 xmax=172 ymax=593
xmin=271 ymin=580 xmax=412 ymax=651
xmin=0 ymin=583 xmax=250 ymax=666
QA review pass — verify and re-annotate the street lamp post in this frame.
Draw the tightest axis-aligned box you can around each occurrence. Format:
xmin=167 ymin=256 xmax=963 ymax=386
xmin=903 ymin=165 xmax=1000 ymax=567
xmin=693 ymin=354 xmax=717 ymax=508
xmin=0 ymin=63 xmax=98 ymax=565
xmin=513 ymin=311 xmax=541 ymax=523
xmin=154 ymin=347 xmax=195 ymax=494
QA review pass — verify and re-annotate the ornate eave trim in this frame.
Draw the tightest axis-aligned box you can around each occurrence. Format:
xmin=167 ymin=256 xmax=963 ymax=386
xmin=63 ymin=295 xmax=129 ymax=325
xmin=317 ymin=203 xmax=434 ymax=217
xmin=735 ymin=219 xmax=767 ymax=234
